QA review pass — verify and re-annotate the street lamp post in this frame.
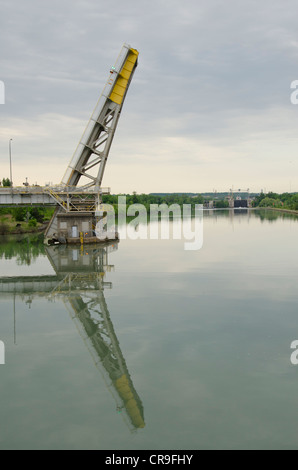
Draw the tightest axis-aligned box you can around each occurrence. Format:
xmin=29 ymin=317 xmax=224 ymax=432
xmin=9 ymin=138 xmax=13 ymax=187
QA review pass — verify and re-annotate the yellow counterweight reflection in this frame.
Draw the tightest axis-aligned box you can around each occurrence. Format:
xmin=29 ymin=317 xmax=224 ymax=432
xmin=0 ymin=240 xmax=145 ymax=433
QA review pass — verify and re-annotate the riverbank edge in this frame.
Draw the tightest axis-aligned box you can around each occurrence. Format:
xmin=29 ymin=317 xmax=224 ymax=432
xmin=2 ymin=206 xmax=298 ymax=237
xmin=261 ymin=207 xmax=298 ymax=215
xmin=0 ymin=224 xmax=47 ymax=236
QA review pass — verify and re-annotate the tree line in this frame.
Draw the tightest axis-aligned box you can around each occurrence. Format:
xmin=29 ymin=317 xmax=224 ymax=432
xmin=0 ymin=178 xmax=12 ymax=187
xmin=102 ymin=193 xmax=205 ymax=213
xmin=1 ymin=182 xmax=298 ymax=214
xmin=252 ymin=192 xmax=298 ymax=211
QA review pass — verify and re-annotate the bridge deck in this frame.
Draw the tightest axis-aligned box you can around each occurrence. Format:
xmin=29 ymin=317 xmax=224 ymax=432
xmin=0 ymin=186 xmax=110 ymax=207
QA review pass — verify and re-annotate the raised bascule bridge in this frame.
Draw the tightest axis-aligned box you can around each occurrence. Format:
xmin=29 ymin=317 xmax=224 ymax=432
xmin=0 ymin=44 xmax=139 ymax=245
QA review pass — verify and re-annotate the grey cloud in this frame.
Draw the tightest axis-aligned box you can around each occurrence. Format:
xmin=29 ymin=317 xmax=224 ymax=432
xmin=1 ymin=0 xmax=298 ymax=191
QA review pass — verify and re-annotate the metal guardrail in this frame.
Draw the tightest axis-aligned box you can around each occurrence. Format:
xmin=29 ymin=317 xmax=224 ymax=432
xmin=0 ymin=185 xmax=111 ymax=212
xmin=0 ymin=185 xmax=111 ymax=195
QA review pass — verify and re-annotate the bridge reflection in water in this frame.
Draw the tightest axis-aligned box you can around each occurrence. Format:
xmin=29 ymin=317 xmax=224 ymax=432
xmin=0 ymin=241 xmax=145 ymax=433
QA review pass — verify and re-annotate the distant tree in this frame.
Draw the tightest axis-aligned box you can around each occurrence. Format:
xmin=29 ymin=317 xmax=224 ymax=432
xmin=28 ymin=218 xmax=37 ymax=227
xmin=11 ymin=207 xmax=45 ymax=223
xmin=132 ymin=191 xmax=138 ymax=203
xmin=288 ymin=194 xmax=298 ymax=211
xmin=12 ymin=207 xmax=27 ymax=221
xmin=259 ymin=197 xmax=282 ymax=208
xmin=214 ymin=200 xmax=229 ymax=208
xmin=2 ymin=178 xmax=11 ymax=187
xmin=29 ymin=208 xmax=44 ymax=223
xmin=252 ymin=192 xmax=266 ymax=207
xmin=266 ymin=191 xmax=280 ymax=200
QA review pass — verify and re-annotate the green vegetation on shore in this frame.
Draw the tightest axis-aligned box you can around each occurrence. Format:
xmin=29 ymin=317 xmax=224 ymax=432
xmin=102 ymin=193 xmax=205 ymax=213
xmin=0 ymin=191 xmax=298 ymax=236
xmin=252 ymin=192 xmax=298 ymax=210
xmin=0 ymin=207 xmax=55 ymax=235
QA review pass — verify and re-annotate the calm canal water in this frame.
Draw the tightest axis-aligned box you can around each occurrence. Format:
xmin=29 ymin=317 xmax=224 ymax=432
xmin=0 ymin=209 xmax=298 ymax=450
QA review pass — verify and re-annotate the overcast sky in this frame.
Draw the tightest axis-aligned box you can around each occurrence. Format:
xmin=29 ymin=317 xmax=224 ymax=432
xmin=1 ymin=0 xmax=298 ymax=194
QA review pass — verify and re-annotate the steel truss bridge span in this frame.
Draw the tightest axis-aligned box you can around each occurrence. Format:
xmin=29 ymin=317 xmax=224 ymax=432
xmin=0 ymin=186 xmax=110 ymax=211
xmin=0 ymin=43 xmax=138 ymax=244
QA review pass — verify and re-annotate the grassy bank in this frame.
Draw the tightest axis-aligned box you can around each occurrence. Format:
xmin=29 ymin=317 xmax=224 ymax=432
xmin=0 ymin=207 xmax=54 ymax=235
xmin=0 ymin=213 xmax=48 ymax=235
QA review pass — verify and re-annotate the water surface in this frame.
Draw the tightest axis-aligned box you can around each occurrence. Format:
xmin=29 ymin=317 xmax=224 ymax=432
xmin=0 ymin=209 xmax=298 ymax=450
